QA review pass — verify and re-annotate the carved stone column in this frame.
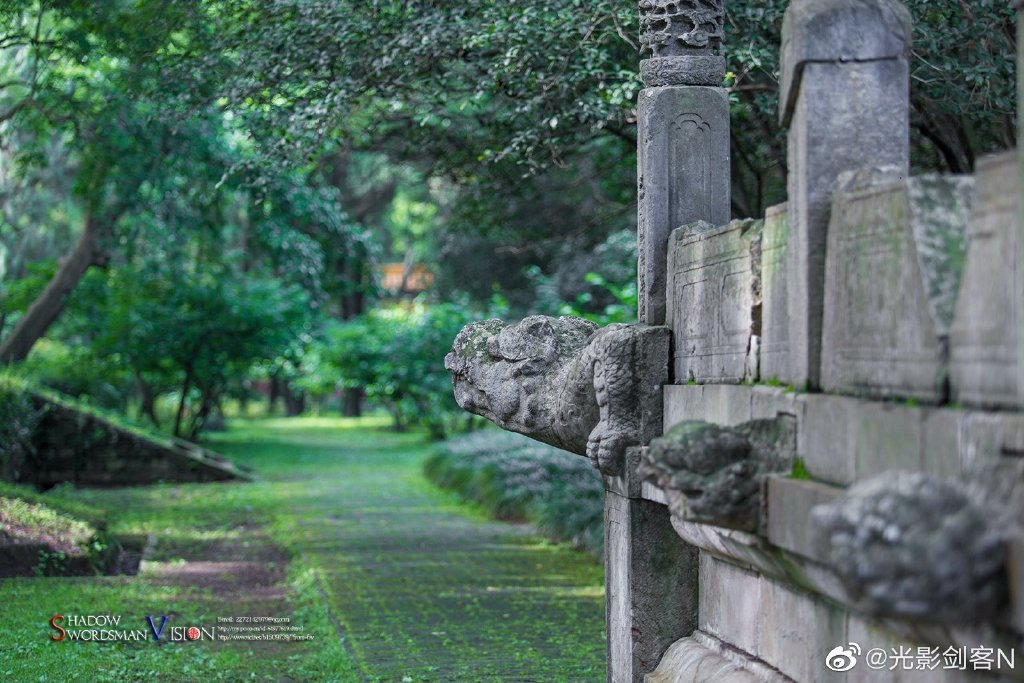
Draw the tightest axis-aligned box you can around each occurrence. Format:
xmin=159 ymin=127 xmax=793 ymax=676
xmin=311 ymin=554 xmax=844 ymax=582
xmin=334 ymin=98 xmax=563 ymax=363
xmin=637 ymin=0 xmax=731 ymax=325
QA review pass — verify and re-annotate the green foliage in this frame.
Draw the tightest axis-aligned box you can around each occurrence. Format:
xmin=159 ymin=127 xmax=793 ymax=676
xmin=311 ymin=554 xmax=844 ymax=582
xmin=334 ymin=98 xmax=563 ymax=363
xmin=0 ymin=383 xmax=43 ymax=481
xmin=322 ymin=301 xmax=481 ymax=438
xmin=790 ymin=458 xmax=811 ymax=481
xmin=93 ymin=266 xmax=313 ymax=437
xmin=425 ymin=431 xmax=605 ymax=557
xmin=0 ymin=496 xmax=96 ymax=554
xmin=15 ymin=339 xmax=132 ymax=410
xmin=0 ymin=480 xmax=106 ymax=527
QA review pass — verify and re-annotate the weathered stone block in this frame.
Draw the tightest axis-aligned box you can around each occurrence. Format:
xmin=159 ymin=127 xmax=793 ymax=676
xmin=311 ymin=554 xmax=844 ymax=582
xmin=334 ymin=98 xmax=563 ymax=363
xmin=638 ymin=86 xmax=730 ymax=325
xmin=700 ymin=553 xmax=848 ymax=682
xmin=798 ymin=394 xmax=858 ymax=485
xmin=765 ymin=475 xmax=843 ymax=562
xmin=950 ymin=151 xmax=1023 ymax=409
xmin=781 ymin=0 xmax=911 ymax=387
xmin=663 ymin=384 xmax=752 ymax=431
xmin=760 ymin=203 xmax=790 ymax=383
xmin=667 ymin=219 xmax=762 ymax=384
xmin=698 ymin=553 xmax=763 ymax=655
xmin=759 ymin=574 xmax=849 ymax=683
xmin=921 ymin=408 xmax=961 ymax=479
xmin=821 ymin=171 xmax=973 ymax=401
xmin=606 ymin=491 xmax=698 ymax=683
xmin=960 ymin=411 xmax=1024 ymax=470
xmin=852 ymin=401 xmax=925 ymax=480
xmin=1009 ymin=534 xmax=1024 ymax=633
xmin=751 ymin=385 xmax=800 ymax=421
xmin=645 ymin=632 xmax=787 ymax=683
xmin=799 ymin=394 xmax=925 ymax=486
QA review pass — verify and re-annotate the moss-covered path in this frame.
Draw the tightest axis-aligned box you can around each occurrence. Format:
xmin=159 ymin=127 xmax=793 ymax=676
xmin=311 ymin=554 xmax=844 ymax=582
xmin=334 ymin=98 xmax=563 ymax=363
xmin=0 ymin=418 xmax=604 ymax=682
xmin=211 ymin=418 xmax=606 ymax=682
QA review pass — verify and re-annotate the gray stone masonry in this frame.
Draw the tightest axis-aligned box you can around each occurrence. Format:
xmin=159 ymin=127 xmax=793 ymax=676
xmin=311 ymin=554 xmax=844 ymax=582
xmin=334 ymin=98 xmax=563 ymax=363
xmin=764 ymin=475 xmax=843 ymax=562
xmin=639 ymin=0 xmax=725 ymax=87
xmin=663 ymin=384 xmax=753 ymax=431
xmin=780 ymin=0 xmax=911 ymax=388
xmin=638 ymin=86 xmax=730 ymax=325
xmin=668 ymin=219 xmax=762 ymax=384
xmin=645 ymin=632 xmax=795 ymax=683
xmin=821 ymin=168 xmax=973 ymax=402
xmin=606 ymin=490 xmax=698 ymax=683
xmin=698 ymin=553 xmax=849 ymax=682
xmin=760 ymin=204 xmax=790 ymax=383
xmin=950 ymin=151 xmax=1023 ymax=409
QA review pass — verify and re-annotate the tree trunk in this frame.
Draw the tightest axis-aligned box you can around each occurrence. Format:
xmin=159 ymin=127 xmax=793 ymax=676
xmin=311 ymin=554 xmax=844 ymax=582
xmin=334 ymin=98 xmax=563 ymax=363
xmin=283 ymin=382 xmax=305 ymax=416
xmin=342 ymin=387 xmax=362 ymax=417
xmin=135 ymin=370 xmax=160 ymax=429
xmin=0 ymin=216 xmax=104 ymax=364
xmin=268 ymin=374 xmax=280 ymax=415
xmin=174 ymin=366 xmax=193 ymax=438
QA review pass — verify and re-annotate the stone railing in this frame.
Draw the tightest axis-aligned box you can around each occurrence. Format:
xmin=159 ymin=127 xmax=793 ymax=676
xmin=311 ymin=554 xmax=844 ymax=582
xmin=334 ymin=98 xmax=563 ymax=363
xmin=447 ymin=1 xmax=1024 ymax=681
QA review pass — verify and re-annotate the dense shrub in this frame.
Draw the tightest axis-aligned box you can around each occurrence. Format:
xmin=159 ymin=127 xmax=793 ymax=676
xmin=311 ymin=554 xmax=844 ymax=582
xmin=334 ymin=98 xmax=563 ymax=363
xmin=424 ymin=431 xmax=604 ymax=557
xmin=13 ymin=340 xmax=133 ymax=412
xmin=322 ymin=301 xmax=484 ymax=438
xmin=0 ymin=380 xmax=44 ymax=482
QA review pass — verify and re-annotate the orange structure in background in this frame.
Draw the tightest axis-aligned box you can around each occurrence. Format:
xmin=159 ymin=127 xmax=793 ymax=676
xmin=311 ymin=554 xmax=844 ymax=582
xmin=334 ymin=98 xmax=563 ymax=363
xmin=376 ymin=262 xmax=434 ymax=297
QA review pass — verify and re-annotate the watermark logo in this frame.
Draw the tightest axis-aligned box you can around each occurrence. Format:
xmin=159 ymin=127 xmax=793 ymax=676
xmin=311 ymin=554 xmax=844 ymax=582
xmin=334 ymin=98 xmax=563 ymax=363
xmin=825 ymin=643 xmax=861 ymax=672
xmin=146 ymin=615 xmax=168 ymax=640
xmin=826 ymin=642 xmax=1016 ymax=672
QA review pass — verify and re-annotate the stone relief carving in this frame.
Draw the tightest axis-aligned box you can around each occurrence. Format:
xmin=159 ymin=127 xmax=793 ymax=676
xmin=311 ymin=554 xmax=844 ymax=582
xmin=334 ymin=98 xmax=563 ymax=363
xmin=444 ymin=316 xmax=669 ymax=475
xmin=639 ymin=0 xmax=724 ymax=57
xmin=637 ymin=417 xmax=795 ymax=531
xmin=812 ymin=471 xmax=1010 ymax=622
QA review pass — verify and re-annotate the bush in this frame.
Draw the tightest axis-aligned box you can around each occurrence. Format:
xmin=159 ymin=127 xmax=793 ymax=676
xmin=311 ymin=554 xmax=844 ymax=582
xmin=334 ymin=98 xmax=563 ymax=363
xmin=14 ymin=339 xmax=133 ymax=412
xmin=0 ymin=381 xmax=44 ymax=482
xmin=424 ymin=430 xmax=605 ymax=557
xmin=323 ymin=300 xmax=483 ymax=438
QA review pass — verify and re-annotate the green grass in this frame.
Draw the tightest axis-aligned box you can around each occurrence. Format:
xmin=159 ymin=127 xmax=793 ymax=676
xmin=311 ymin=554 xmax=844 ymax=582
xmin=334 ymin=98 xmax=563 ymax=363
xmin=0 ymin=496 xmax=96 ymax=551
xmin=0 ymin=417 xmax=605 ymax=682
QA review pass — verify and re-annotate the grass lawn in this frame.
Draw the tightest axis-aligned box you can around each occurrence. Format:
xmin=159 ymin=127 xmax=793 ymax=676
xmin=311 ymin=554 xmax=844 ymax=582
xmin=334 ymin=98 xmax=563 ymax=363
xmin=0 ymin=417 xmax=605 ymax=682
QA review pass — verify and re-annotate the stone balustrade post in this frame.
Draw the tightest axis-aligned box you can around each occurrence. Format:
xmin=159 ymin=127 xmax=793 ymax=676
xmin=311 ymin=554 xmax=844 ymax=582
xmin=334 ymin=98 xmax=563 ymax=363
xmin=637 ymin=0 xmax=731 ymax=325
xmin=605 ymin=449 xmax=698 ymax=683
xmin=778 ymin=0 xmax=912 ymax=388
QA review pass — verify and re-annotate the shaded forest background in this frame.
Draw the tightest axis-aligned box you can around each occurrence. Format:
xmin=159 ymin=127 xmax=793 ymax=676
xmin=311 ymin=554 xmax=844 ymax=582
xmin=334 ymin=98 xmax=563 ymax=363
xmin=0 ymin=0 xmax=1015 ymax=440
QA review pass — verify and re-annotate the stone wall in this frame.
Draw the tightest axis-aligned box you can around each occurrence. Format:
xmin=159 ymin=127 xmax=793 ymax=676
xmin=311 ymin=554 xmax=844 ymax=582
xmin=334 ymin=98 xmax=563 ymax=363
xmin=446 ymin=1 xmax=1024 ymax=681
xmin=613 ymin=1 xmax=1024 ymax=682
xmin=2 ymin=384 xmax=250 ymax=488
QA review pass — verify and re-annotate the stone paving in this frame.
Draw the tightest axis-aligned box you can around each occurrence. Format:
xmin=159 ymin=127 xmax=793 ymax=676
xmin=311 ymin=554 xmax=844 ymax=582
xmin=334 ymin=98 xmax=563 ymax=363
xmin=215 ymin=420 xmax=606 ymax=682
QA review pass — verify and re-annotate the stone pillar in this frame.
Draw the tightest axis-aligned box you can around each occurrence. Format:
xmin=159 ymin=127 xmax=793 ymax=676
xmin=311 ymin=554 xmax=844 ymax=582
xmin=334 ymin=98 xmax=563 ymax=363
xmin=637 ymin=0 xmax=731 ymax=325
xmin=778 ymin=0 xmax=912 ymax=388
xmin=1018 ymin=0 xmax=1024 ymax=404
xmin=605 ymin=451 xmax=698 ymax=683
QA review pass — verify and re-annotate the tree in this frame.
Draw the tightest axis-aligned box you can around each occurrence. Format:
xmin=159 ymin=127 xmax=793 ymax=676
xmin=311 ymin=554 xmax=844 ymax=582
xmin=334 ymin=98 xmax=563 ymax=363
xmin=0 ymin=1 xmax=223 ymax=363
xmin=93 ymin=265 xmax=311 ymax=439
